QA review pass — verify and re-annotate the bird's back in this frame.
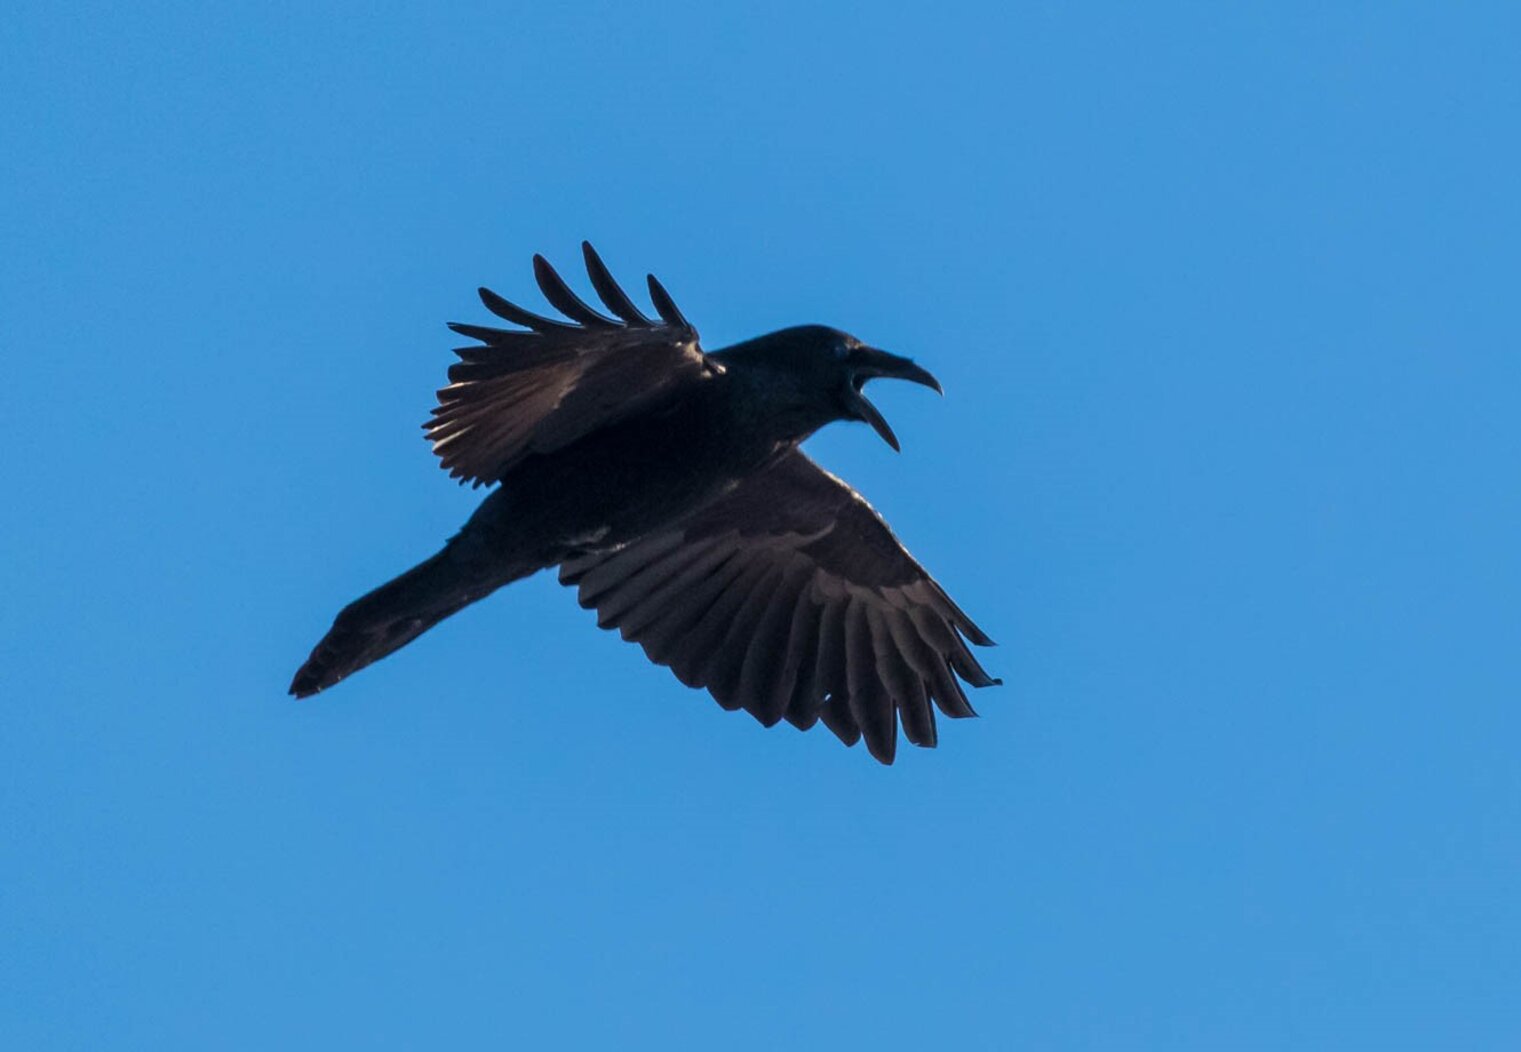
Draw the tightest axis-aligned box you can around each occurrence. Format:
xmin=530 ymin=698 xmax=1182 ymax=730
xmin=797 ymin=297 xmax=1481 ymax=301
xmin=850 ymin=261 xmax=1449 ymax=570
xmin=461 ymin=367 xmax=798 ymax=559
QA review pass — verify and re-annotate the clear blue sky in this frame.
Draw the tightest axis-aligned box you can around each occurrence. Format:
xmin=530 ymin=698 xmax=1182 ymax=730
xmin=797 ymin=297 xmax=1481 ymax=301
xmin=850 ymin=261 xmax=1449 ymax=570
xmin=3 ymin=2 xmax=1518 ymax=1047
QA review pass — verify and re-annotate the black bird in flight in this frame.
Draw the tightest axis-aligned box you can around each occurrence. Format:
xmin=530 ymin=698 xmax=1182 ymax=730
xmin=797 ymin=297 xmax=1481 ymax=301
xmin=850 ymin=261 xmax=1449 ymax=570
xmin=290 ymin=244 xmax=998 ymax=763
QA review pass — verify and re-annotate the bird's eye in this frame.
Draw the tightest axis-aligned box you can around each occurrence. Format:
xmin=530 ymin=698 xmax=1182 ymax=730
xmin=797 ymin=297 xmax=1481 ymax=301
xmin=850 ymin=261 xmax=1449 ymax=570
xmin=833 ymin=342 xmax=850 ymax=360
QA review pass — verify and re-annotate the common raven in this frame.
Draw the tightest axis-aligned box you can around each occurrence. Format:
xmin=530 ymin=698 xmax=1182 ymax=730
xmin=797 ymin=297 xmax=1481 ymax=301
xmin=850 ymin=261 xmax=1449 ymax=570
xmin=290 ymin=244 xmax=998 ymax=763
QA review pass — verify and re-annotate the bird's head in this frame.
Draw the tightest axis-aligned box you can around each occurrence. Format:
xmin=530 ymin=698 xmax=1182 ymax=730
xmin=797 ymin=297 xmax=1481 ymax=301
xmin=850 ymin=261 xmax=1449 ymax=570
xmin=719 ymin=325 xmax=942 ymax=451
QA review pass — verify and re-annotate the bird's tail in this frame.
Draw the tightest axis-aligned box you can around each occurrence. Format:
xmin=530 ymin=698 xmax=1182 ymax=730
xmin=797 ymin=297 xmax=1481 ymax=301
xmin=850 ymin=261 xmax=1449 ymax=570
xmin=289 ymin=542 xmax=532 ymax=698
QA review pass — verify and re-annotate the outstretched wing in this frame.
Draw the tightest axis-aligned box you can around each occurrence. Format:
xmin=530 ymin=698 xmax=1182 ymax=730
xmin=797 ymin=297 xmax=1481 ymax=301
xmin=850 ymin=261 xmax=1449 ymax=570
xmin=558 ymin=450 xmax=999 ymax=764
xmin=427 ymin=242 xmax=717 ymax=486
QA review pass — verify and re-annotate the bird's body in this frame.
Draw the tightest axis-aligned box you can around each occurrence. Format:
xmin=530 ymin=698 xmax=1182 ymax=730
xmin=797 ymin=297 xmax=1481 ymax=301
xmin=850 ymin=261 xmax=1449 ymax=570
xmin=468 ymin=355 xmax=803 ymax=557
xmin=291 ymin=245 xmax=998 ymax=763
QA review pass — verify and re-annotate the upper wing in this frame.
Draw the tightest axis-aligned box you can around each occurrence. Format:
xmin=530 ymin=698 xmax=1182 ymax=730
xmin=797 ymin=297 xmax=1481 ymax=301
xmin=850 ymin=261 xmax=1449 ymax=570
xmin=558 ymin=450 xmax=1000 ymax=764
xmin=426 ymin=242 xmax=718 ymax=486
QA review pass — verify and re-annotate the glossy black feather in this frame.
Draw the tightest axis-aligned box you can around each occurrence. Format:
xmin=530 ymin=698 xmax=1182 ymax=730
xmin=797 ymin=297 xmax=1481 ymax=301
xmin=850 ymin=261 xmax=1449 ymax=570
xmin=477 ymin=286 xmax=574 ymax=332
xmin=647 ymin=273 xmax=691 ymax=330
xmin=582 ymin=241 xmax=652 ymax=325
xmin=533 ymin=255 xmax=618 ymax=328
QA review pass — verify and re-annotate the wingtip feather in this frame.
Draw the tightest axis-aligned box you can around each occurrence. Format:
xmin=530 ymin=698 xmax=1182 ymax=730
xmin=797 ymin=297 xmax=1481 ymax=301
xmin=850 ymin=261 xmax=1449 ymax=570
xmin=581 ymin=242 xmax=653 ymax=325
xmin=646 ymin=273 xmax=692 ymax=331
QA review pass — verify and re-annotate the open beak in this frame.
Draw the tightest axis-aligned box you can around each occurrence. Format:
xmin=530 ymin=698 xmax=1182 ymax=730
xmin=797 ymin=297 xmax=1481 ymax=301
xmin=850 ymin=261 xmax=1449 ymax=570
xmin=843 ymin=346 xmax=942 ymax=452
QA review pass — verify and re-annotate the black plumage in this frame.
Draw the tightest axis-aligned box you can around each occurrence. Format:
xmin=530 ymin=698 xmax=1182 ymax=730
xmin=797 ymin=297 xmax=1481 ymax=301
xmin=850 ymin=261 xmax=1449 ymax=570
xmin=290 ymin=243 xmax=999 ymax=763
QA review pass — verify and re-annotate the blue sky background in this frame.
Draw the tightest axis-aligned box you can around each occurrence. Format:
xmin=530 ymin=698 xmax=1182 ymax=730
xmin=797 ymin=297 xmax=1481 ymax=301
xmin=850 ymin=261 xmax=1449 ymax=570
xmin=3 ymin=2 xmax=1518 ymax=1047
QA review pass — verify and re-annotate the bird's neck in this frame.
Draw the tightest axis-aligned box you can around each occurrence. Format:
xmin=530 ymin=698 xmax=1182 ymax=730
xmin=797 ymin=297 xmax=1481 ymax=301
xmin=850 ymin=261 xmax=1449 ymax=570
xmin=717 ymin=351 xmax=839 ymax=437
xmin=714 ymin=360 xmax=837 ymax=451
